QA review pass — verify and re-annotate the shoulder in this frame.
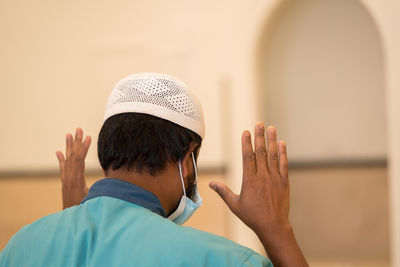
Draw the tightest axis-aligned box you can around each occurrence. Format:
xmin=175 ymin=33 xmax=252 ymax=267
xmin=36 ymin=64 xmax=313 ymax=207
xmin=0 ymin=208 xmax=70 ymax=266
xmin=2 ymin=204 xmax=83 ymax=248
xmin=0 ymin=203 xmax=102 ymax=266
xmin=135 ymin=217 xmax=272 ymax=267
xmin=181 ymin=226 xmax=272 ymax=265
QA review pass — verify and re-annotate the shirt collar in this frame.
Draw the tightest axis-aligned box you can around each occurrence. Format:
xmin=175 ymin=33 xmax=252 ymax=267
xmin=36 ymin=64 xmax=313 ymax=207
xmin=81 ymin=178 xmax=167 ymax=217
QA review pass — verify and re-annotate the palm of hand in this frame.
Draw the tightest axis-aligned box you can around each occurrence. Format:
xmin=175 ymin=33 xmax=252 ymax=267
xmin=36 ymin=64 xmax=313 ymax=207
xmin=210 ymin=124 xmax=290 ymax=235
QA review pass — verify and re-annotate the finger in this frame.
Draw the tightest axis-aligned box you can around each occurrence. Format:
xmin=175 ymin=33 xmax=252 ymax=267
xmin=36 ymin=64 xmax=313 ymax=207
xmin=267 ymin=126 xmax=279 ymax=174
xmin=75 ymin=128 xmax=83 ymax=142
xmin=82 ymin=136 xmax=91 ymax=158
xmin=242 ymin=131 xmax=256 ymax=177
xmin=209 ymin=181 xmax=239 ymax=214
xmin=56 ymin=150 xmax=65 ymax=163
xmin=254 ymin=122 xmax=268 ymax=173
xmin=55 ymin=151 xmax=65 ymax=179
xmin=279 ymin=141 xmax=289 ymax=179
xmin=66 ymin=133 xmax=73 ymax=157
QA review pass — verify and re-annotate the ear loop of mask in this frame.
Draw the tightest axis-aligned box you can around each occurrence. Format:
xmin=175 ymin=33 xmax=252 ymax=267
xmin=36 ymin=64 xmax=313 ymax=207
xmin=192 ymin=152 xmax=198 ymax=183
xmin=177 ymin=152 xmax=197 ymax=197
xmin=178 ymin=159 xmax=187 ymax=196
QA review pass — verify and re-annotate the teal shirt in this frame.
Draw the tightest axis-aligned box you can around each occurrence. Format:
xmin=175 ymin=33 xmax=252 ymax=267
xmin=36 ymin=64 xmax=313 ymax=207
xmin=0 ymin=178 xmax=272 ymax=266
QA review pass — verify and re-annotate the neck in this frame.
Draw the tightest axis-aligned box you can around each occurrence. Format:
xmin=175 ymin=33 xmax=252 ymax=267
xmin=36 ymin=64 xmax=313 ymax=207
xmin=106 ymin=165 xmax=183 ymax=216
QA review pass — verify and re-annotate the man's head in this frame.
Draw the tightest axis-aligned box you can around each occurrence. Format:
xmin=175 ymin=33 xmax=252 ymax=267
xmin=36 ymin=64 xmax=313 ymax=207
xmin=98 ymin=73 xmax=204 ymax=175
xmin=97 ymin=73 xmax=205 ymax=213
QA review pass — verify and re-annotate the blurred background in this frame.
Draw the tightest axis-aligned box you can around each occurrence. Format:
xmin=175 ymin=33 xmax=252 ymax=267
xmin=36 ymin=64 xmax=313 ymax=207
xmin=1 ymin=0 xmax=400 ymax=266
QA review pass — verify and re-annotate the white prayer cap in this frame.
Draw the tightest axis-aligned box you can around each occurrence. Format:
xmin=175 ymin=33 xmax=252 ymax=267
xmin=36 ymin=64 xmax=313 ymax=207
xmin=104 ymin=73 xmax=205 ymax=139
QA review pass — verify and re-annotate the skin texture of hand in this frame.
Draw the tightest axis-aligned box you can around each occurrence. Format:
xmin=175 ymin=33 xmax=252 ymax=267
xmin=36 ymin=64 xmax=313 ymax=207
xmin=56 ymin=128 xmax=91 ymax=210
xmin=209 ymin=122 xmax=308 ymax=267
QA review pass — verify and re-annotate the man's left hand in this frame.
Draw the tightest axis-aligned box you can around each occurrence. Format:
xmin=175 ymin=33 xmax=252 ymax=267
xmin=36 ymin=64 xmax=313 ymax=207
xmin=56 ymin=128 xmax=91 ymax=209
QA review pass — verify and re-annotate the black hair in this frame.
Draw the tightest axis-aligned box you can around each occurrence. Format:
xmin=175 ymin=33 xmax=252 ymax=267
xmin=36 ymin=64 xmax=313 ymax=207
xmin=98 ymin=113 xmax=202 ymax=176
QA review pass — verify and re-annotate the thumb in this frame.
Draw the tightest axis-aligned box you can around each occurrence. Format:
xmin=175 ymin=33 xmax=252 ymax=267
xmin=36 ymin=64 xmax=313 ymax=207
xmin=55 ymin=151 xmax=65 ymax=170
xmin=55 ymin=151 xmax=65 ymax=181
xmin=209 ymin=181 xmax=238 ymax=213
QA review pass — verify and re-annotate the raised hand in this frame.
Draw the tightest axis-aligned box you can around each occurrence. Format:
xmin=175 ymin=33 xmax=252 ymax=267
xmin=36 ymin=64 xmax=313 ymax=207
xmin=209 ymin=122 xmax=308 ymax=267
xmin=56 ymin=128 xmax=91 ymax=210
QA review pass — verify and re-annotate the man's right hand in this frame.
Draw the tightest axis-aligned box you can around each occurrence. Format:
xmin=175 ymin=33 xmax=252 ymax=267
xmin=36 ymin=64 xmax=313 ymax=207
xmin=209 ymin=122 xmax=308 ymax=267
xmin=56 ymin=128 xmax=91 ymax=210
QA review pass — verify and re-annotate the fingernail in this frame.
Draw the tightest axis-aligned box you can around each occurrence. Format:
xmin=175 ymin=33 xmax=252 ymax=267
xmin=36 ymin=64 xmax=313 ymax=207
xmin=268 ymin=126 xmax=275 ymax=134
xmin=279 ymin=141 xmax=286 ymax=150
xmin=209 ymin=183 xmax=217 ymax=190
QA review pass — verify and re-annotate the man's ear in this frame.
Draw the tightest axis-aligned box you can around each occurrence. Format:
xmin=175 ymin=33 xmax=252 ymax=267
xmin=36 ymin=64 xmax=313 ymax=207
xmin=180 ymin=142 xmax=198 ymax=179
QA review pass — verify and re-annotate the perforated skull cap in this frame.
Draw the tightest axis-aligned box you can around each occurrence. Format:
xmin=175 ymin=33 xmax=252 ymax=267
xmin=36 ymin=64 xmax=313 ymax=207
xmin=104 ymin=73 xmax=205 ymax=139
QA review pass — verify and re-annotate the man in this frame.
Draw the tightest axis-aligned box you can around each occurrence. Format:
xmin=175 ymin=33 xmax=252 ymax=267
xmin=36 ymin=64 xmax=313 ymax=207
xmin=0 ymin=73 xmax=308 ymax=266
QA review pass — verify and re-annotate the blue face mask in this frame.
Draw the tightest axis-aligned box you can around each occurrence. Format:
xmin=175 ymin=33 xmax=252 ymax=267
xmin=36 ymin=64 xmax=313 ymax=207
xmin=168 ymin=152 xmax=202 ymax=225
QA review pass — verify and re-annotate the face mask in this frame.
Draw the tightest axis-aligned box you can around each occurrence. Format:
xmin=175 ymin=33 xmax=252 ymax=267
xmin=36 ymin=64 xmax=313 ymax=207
xmin=168 ymin=152 xmax=202 ymax=225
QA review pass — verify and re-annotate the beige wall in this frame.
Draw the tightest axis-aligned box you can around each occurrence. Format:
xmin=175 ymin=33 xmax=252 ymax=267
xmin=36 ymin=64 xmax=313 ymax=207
xmin=290 ymin=166 xmax=389 ymax=262
xmin=362 ymin=2 xmax=400 ymax=266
